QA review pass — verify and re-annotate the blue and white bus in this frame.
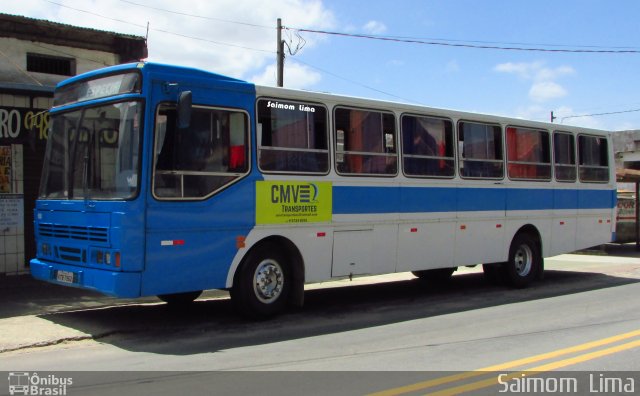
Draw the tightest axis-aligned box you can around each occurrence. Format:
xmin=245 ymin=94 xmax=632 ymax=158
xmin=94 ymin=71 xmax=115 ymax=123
xmin=30 ymin=62 xmax=616 ymax=318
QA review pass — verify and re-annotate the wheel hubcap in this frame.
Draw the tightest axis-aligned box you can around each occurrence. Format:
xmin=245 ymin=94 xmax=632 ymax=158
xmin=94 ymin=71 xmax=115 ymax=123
xmin=253 ymin=259 xmax=284 ymax=304
xmin=514 ymin=244 xmax=533 ymax=277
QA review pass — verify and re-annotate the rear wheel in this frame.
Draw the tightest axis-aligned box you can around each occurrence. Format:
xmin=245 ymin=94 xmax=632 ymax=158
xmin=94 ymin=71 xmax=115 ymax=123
xmin=230 ymin=243 xmax=290 ymax=319
xmin=504 ymin=233 xmax=541 ymax=288
xmin=158 ymin=290 xmax=202 ymax=305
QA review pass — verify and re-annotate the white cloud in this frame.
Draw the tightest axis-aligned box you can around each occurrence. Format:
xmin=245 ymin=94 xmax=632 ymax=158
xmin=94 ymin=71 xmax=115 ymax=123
xmin=363 ymin=20 xmax=387 ymax=35
xmin=495 ymin=61 xmax=574 ymax=103
xmin=3 ymin=0 xmax=335 ymax=84
xmin=529 ymin=81 xmax=567 ymax=102
xmin=494 ymin=61 xmax=574 ymax=82
xmin=536 ymin=65 xmax=574 ymax=81
xmin=251 ymin=61 xmax=322 ymax=89
xmin=494 ymin=61 xmax=544 ymax=79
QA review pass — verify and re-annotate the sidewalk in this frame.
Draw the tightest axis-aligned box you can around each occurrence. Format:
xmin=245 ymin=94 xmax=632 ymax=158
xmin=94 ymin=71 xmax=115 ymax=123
xmin=0 ymin=274 xmax=127 ymax=318
xmin=0 ymin=274 xmax=228 ymax=353
xmin=0 ymin=275 xmax=160 ymax=353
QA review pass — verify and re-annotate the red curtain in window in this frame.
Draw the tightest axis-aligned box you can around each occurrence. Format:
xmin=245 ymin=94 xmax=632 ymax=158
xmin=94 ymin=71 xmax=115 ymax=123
xmin=507 ymin=127 xmax=538 ymax=178
xmin=348 ymin=111 xmax=364 ymax=173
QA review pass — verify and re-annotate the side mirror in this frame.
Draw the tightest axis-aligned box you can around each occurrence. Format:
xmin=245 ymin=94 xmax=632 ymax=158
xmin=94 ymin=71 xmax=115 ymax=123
xmin=177 ymin=91 xmax=192 ymax=129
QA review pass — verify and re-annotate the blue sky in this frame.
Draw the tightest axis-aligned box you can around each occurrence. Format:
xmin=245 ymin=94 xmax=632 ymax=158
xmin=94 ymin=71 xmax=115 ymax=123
xmin=5 ymin=0 xmax=640 ymax=130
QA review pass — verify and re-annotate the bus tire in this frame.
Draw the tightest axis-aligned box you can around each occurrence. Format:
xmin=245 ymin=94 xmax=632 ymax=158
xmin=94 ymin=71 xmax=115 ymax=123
xmin=505 ymin=233 xmax=541 ymax=288
xmin=158 ymin=290 xmax=202 ymax=305
xmin=231 ymin=243 xmax=290 ymax=319
xmin=412 ymin=267 xmax=456 ymax=285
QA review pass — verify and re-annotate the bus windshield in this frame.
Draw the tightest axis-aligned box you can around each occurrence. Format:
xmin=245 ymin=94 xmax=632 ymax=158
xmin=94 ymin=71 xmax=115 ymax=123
xmin=39 ymin=101 xmax=142 ymax=200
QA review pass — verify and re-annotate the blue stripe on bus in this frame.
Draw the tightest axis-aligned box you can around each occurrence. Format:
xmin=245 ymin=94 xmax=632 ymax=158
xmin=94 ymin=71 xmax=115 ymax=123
xmin=579 ymin=189 xmax=617 ymax=209
xmin=333 ymin=186 xmax=615 ymax=214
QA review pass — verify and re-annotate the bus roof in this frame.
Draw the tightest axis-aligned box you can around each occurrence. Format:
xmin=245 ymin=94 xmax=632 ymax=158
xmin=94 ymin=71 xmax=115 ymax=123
xmin=56 ymin=61 xmax=610 ymax=135
xmin=55 ymin=61 xmax=248 ymax=90
xmin=255 ymin=84 xmax=610 ymax=135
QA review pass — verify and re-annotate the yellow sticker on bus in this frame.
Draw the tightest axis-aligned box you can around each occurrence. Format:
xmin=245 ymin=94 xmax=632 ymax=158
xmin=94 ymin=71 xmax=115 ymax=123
xmin=256 ymin=181 xmax=332 ymax=224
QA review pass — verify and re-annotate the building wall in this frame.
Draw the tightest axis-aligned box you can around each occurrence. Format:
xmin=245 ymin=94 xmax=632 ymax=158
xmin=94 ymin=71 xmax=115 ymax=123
xmin=0 ymin=37 xmax=120 ymax=86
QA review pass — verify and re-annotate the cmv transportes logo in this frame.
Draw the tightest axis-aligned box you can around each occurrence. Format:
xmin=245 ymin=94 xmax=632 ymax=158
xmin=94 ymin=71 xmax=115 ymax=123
xmin=8 ymin=372 xmax=73 ymax=395
xmin=256 ymin=181 xmax=332 ymax=224
xmin=270 ymin=183 xmax=319 ymax=205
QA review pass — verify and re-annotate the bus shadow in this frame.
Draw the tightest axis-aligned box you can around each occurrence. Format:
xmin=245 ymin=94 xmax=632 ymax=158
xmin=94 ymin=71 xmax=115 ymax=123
xmin=39 ymin=269 xmax=640 ymax=356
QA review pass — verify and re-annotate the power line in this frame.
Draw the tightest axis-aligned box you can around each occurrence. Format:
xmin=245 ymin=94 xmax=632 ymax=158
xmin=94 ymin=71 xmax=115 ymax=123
xmin=293 ymin=58 xmax=422 ymax=104
xmin=350 ymin=34 xmax=639 ymax=52
xmin=118 ymin=0 xmax=272 ymax=29
xmin=32 ymin=42 xmax=111 ymax=66
xmin=152 ymin=27 xmax=274 ymax=53
xmin=561 ymin=108 xmax=640 ymax=123
xmin=0 ymin=48 xmax=44 ymax=86
xmin=44 ymin=0 xmax=273 ymax=54
xmin=288 ymin=27 xmax=640 ymax=54
xmin=45 ymin=0 xmax=146 ymax=28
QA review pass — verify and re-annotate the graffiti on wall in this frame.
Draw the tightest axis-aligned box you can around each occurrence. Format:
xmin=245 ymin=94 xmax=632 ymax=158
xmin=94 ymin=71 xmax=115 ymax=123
xmin=0 ymin=107 xmax=50 ymax=141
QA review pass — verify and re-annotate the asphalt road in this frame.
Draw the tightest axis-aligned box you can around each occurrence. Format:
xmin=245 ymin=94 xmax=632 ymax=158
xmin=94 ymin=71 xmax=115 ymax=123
xmin=1 ymin=251 xmax=640 ymax=395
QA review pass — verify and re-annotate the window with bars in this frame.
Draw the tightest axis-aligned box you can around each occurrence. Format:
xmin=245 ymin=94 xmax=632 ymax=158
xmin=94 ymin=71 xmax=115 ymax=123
xmin=27 ymin=53 xmax=75 ymax=76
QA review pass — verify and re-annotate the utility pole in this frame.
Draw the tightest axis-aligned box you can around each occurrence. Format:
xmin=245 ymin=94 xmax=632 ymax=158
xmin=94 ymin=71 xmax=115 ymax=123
xmin=277 ymin=18 xmax=284 ymax=87
xmin=550 ymin=111 xmax=557 ymax=123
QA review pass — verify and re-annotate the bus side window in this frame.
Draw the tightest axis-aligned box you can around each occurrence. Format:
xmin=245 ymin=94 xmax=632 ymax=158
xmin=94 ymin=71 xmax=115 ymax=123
xmin=401 ymin=115 xmax=454 ymax=178
xmin=257 ymin=99 xmax=329 ymax=174
xmin=458 ymin=121 xmax=503 ymax=179
xmin=506 ymin=127 xmax=551 ymax=181
xmin=553 ymin=131 xmax=576 ymax=182
xmin=334 ymin=107 xmax=397 ymax=176
xmin=578 ymin=135 xmax=609 ymax=182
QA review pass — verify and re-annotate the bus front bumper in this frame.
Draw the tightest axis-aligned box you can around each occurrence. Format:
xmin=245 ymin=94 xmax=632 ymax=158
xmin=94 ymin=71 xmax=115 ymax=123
xmin=30 ymin=259 xmax=141 ymax=298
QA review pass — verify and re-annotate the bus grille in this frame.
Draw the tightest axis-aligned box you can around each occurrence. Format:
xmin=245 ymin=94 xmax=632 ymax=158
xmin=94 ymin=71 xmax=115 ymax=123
xmin=39 ymin=223 xmax=109 ymax=243
xmin=58 ymin=246 xmax=86 ymax=263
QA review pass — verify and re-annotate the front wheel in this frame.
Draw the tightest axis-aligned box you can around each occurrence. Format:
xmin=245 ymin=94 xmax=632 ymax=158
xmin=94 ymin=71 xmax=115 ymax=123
xmin=230 ymin=243 xmax=290 ymax=319
xmin=504 ymin=233 xmax=541 ymax=288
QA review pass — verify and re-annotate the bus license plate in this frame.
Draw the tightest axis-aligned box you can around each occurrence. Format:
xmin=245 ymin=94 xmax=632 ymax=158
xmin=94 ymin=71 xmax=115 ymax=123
xmin=56 ymin=270 xmax=75 ymax=284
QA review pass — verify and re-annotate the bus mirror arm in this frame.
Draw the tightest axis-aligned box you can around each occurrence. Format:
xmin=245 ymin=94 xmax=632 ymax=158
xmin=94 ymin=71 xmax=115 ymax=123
xmin=177 ymin=91 xmax=192 ymax=129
